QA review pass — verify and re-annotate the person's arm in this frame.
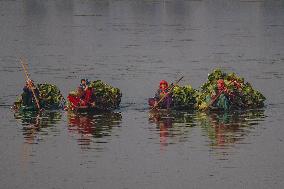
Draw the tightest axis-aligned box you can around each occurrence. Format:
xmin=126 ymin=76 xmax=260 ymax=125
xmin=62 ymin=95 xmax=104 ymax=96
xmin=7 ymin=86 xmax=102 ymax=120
xmin=84 ymin=85 xmax=89 ymax=91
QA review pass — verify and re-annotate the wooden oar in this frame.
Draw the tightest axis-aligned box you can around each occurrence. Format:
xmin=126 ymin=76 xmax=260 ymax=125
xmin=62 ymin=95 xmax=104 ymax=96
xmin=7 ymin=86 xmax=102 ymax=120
xmin=20 ymin=57 xmax=41 ymax=110
xmin=151 ymin=76 xmax=184 ymax=110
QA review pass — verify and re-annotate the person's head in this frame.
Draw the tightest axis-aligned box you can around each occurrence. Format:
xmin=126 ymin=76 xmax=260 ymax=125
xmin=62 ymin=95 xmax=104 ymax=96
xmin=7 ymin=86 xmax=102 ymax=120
xmin=81 ymin=79 xmax=90 ymax=86
xmin=159 ymin=80 xmax=168 ymax=90
xmin=81 ymin=79 xmax=86 ymax=85
xmin=26 ymin=80 xmax=34 ymax=87
xmin=217 ymin=79 xmax=225 ymax=90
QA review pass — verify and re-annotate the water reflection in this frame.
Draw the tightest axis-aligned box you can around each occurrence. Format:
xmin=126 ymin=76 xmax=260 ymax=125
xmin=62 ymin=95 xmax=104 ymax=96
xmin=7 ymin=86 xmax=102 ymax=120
xmin=67 ymin=111 xmax=122 ymax=148
xmin=196 ymin=109 xmax=266 ymax=148
xmin=14 ymin=111 xmax=62 ymax=144
xmin=149 ymin=110 xmax=196 ymax=149
xmin=149 ymin=109 xmax=266 ymax=150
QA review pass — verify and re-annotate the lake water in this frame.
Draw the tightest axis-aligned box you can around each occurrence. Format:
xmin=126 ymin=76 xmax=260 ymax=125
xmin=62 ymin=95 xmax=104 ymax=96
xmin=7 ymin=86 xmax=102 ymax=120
xmin=0 ymin=0 xmax=284 ymax=188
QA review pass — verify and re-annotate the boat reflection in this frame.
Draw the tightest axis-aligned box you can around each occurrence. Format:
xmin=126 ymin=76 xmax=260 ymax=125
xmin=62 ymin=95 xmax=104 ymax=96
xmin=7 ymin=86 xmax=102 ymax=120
xmin=14 ymin=111 xmax=62 ymax=144
xmin=196 ymin=109 xmax=266 ymax=148
xmin=67 ymin=111 xmax=122 ymax=147
xmin=149 ymin=110 xmax=196 ymax=149
xmin=149 ymin=109 xmax=266 ymax=150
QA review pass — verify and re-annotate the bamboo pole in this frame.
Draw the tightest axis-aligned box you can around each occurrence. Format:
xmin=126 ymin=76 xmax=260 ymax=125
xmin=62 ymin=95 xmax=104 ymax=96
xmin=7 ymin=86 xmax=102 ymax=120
xmin=20 ymin=57 xmax=41 ymax=110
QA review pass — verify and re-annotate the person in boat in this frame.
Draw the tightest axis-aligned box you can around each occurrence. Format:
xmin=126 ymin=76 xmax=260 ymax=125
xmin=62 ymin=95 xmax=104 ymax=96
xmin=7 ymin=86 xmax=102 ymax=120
xmin=79 ymin=79 xmax=95 ymax=107
xmin=68 ymin=79 xmax=95 ymax=109
xmin=149 ymin=80 xmax=173 ymax=109
xmin=80 ymin=79 xmax=89 ymax=90
xmin=21 ymin=79 xmax=39 ymax=107
xmin=209 ymin=79 xmax=232 ymax=111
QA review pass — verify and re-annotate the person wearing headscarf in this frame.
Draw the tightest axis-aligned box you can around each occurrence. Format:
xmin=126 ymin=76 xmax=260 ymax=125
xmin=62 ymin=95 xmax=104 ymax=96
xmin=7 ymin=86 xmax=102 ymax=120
xmin=149 ymin=80 xmax=173 ymax=109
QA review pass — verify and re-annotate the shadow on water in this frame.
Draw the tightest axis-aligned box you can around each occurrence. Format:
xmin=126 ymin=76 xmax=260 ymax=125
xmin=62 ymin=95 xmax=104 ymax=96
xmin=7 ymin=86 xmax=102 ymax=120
xmin=14 ymin=110 xmax=62 ymax=144
xmin=67 ymin=111 xmax=122 ymax=148
xmin=149 ymin=109 xmax=266 ymax=149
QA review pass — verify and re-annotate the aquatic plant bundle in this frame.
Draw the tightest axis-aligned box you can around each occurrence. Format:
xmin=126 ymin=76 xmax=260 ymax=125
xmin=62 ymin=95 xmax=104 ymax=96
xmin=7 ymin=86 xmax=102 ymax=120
xmin=13 ymin=83 xmax=65 ymax=110
xmin=68 ymin=80 xmax=122 ymax=110
xmin=172 ymin=85 xmax=197 ymax=110
xmin=196 ymin=69 xmax=266 ymax=110
xmin=37 ymin=83 xmax=65 ymax=109
xmin=89 ymin=80 xmax=122 ymax=110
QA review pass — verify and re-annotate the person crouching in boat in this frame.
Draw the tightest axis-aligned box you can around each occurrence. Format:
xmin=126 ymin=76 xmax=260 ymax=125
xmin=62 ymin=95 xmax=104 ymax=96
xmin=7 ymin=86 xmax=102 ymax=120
xmin=21 ymin=80 xmax=39 ymax=107
xmin=79 ymin=79 xmax=95 ymax=107
xmin=67 ymin=79 xmax=95 ymax=110
xmin=209 ymin=79 xmax=232 ymax=111
xmin=149 ymin=80 xmax=173 ymax=109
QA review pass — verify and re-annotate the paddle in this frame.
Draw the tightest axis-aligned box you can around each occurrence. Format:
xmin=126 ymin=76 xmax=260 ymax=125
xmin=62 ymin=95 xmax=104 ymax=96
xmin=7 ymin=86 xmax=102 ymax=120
xmin=151 ymin=76 xmax=184 ymax=110
xmin=20 ymin=57 xmax=41 ymax=110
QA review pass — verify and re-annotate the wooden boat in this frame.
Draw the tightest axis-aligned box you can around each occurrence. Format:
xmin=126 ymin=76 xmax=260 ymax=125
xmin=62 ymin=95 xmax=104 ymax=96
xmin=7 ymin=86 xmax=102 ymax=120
xmin=67 ymin=105 xmax=108 ymax=113
xmin=13 ymin=83 xmax=65 ymax=112
xmin=148 ymin=97 xmax=172 ymax=110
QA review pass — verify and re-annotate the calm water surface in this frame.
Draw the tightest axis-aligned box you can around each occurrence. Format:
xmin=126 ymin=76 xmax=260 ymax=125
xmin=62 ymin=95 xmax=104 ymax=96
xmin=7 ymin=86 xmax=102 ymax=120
xmin=0 ymin=0 xmax=284 ymax=188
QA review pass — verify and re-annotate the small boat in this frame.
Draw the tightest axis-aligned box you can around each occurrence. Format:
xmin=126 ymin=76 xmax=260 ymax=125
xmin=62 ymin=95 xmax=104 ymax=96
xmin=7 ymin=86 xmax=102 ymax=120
xmin=148 ymin=97 xmax=178 ymax=112
xmin=67 ymin=80 xmax=122 ymax=113
xmin=67 ymin=105 xmax=108 ymax=113
xmin=13 ymin=83 xmax=65 ymax=112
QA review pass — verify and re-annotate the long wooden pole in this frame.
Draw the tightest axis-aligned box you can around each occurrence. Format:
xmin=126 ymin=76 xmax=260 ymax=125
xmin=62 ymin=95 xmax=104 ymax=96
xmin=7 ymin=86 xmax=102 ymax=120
xmin=151 ymin=76 xmax=184 ymax=110
xmin=20 ymin=58 xmax=41 ymax=110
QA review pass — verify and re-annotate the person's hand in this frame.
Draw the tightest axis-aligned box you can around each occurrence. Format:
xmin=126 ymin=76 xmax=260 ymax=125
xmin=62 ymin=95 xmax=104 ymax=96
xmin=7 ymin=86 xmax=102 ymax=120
xmin=211 ymin=91 xmax=216 ymax=98
xmin=90 ymin=102 xmax=96 ymax=107
xmin=154 ymin=101 xmax=158 ymax=107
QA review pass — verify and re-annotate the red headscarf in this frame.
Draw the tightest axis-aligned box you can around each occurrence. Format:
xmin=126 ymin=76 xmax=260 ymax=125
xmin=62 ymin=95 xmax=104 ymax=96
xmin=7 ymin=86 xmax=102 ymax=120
xmin=217 ymin=79 xmax=225 ymax=91
xmin=159 ymin=80 xmax=168 ymax=89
